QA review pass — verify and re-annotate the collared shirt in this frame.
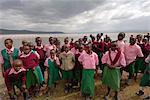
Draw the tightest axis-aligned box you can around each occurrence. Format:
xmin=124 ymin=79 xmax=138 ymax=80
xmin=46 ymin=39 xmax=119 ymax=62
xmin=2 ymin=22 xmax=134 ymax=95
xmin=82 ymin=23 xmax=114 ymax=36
xmin=0 ymin=47 xmax=15 ymax=64
xmin=117 ymin=40 xmax=125 ymax=53
xmin=9 ymin=67 xmax=26 ymax=75
xmin=44 ymin=56 xmax=60 ymax=67
xmin=101 ymin=50 xmax=126 ymax=67
xmin=78 ymin=51 xmax=98 ymax=69
xmin=44 ymin=44 xmax=56 ymax=57
xmin=59 ymin=51 xmax=75 ymax=71
xmin=124 ymin=43 xmax=144 ymax=65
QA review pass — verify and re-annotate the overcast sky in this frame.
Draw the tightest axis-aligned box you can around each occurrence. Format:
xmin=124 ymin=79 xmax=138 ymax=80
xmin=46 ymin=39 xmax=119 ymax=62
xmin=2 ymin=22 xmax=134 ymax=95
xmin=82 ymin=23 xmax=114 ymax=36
xmin=0 ymin=0 xmax=150 ymax=32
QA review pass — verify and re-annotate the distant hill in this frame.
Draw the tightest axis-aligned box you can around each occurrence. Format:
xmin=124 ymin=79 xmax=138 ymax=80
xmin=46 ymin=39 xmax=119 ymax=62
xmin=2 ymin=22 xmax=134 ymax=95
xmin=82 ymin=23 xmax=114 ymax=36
xmin=0 ymin=29 xmax=64 ymax=34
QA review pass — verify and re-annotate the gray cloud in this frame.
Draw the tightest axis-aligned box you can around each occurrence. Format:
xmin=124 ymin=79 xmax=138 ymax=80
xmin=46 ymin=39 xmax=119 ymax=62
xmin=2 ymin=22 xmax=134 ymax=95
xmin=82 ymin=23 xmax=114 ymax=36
xmin=0 ymin=0 xmax=149 ymax=32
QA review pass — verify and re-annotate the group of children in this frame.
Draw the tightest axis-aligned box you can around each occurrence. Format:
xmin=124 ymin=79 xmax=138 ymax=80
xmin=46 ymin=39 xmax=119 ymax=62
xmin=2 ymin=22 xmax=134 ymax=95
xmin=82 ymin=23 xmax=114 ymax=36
xmin=0 ymin=32 xmax=149 ymax=100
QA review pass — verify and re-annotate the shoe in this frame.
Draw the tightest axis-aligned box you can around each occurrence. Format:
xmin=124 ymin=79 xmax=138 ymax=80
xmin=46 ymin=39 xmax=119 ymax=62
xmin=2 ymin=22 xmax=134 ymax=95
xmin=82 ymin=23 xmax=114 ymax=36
xmin=136 ymin=90 xmax=144 ymax=96
xmin=143 ymin=96 xmax=150 ymax=100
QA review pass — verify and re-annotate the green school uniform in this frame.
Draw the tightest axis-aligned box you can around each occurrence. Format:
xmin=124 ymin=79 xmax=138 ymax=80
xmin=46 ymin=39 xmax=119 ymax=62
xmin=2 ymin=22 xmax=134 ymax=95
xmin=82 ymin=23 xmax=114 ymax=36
xmin=102 ymin=65 xmax=121 ymax=91
xmin=81 ymin=69 xmax=95 ymax=97
xmin=1 ymin=48 xmax=19 ymax=71
xmin=48 ymin=59 xmax=60 ymax=87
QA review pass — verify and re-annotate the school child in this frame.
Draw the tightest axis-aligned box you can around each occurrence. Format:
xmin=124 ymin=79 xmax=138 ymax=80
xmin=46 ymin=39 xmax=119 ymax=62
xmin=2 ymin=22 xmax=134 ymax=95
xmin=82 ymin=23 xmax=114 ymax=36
xmin=135 ymin=38 xmax=150 ymax=75
xmin=92 ymin=34 xmax=104 ymax=71
xmin=78 ymin=44 xmax=99 ymax=99
xmin=104 ymin=37 xmax=111 ymax=53
xmin=61 ymin=37 xmax=70 ymax=52
xmin=19 ymin=44 xmax=44 ymax=96
xmin=44 ymin=37 xmax=57 ymax=57
xmin=136 ymin=54 xmax=150 ymax=100
xmin=59 ymin=45 xmax=75 ymax=93
xmin=102 ymin=41 xmax=126 ymax=100
xmin=4 ymin=59 xmax=28 ymax=100
xmin=70 ymin=38 xmax=75 ymax=49
xmin=35 ymin=37 xmax=46 ymax=76
xmin=82 ymin=36 xmax=89 ymax=46
xmin=44 ymin=49 xmax=60 ymax=93
xmin=1 ymin=38 xmax=19 ymax=77
xmin=19 ymin=40 xmax=28 ymax=54
xmin=124 ymin=38 xmax=144 ymax=85
xmin=116 ymin=32 xmax=125 ymax=52
xmin=74 ymin=45 xmax=85 ymax=86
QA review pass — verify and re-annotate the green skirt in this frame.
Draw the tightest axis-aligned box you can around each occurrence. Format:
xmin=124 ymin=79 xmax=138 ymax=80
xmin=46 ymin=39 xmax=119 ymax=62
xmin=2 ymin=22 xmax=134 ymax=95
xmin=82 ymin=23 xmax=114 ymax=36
xmin=140 ymin=64 xmax=150 ymax=86
xmin=62 ymin=70 xmax=73 ymax=80
xmin=124 ymin=62 xmax=135 ymax=74
xmin=81 ymin=69 xmax=95 ymax=97
xmin=34 ymin=66 xmax=44 ymax=85
xmin=135 ymin=58 xmax=146 ymax=73
xmin=26 ymin=69 xmax=39 ymax=89
xmin=102 ymin=66 xmax=121 ymax=91
xmin=48 ymin=60 xmax=60 ymax=87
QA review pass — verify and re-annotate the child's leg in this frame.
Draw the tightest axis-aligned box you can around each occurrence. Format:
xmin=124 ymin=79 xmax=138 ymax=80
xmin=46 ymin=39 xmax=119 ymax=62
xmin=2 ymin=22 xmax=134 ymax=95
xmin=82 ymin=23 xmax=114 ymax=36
xmin=114 ymin=91 xmax=119 ymax=100
xmin=106 ymin=87 xmax=110 ymax=96
xmin=8 ymin=90 xmax=16 ymax=100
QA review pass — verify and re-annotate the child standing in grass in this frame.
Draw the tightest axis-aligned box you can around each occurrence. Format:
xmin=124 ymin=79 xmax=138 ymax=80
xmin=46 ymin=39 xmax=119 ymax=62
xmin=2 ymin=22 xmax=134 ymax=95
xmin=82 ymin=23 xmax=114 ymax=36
xmin=44 ymin=49 xmax=60 ymax=92
xmin=19 ymin=44 xmax=44 ymax=97
xmin=1 ymin=38 xmax=19 ymax=77
xmin=102 ymin=41 xmax=126 ymax=100
xmin=4 ymin=59 xmax=28 ymax=100
xmin=78 ymin=44 xmax=99 ymax=99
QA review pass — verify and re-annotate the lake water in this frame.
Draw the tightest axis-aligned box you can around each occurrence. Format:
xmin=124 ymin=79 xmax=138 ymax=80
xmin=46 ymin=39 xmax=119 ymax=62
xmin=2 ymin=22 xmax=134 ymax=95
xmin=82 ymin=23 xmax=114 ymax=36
xmin=0 ymin=33 xmax=146 ymax=49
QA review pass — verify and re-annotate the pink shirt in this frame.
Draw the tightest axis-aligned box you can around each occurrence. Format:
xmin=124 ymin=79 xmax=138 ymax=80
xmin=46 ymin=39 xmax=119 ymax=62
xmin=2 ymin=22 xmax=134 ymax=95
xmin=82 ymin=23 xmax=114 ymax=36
xmin=71 ymin=47 xmax=79 ymax=55
xmin=44 ymin=56 xmax=60 ymax=67
xmin=101 ymin=50 xmax=126 ymax=67
xmin=78 ymin=51 xmax=98 ymax=69
xmin=117 ymin=40 xmax=125 ymax=52
xmin=44 ymin=44 xmax=56 ymax=57
xmin=9 ymin=67 xmax=26 ymax=75
xmin=124 ymin=44 xmax=144 ymax=65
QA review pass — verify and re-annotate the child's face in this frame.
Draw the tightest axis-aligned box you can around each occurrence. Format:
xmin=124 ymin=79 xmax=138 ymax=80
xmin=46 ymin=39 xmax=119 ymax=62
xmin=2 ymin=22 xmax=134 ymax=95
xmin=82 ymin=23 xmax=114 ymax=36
xmin=23 ymin=46 xmax=31 ymax=54
xmin=85 ymin=45 xmax=92 ymax=54
xmin=118 ymin=35 xmax=123 ymax=40
xmin=64 ymin=39 xmax=69 ymax=44
xmin=5 ymin=40 xmax=13 ymax=49
xmin=36 ymin=38 xmax=42 ymax=46
xmin=14 ymin=61 xmax=22 ymax=72
xmin=64 ymin=46 xmax=69 ymax=53
xmin=50 ymin=51 xmax=55 ymax=59
xmin=111 ymin=43 xmax=117 ymax=51
xmin=49 ymin=38 xmax=54 ymax=44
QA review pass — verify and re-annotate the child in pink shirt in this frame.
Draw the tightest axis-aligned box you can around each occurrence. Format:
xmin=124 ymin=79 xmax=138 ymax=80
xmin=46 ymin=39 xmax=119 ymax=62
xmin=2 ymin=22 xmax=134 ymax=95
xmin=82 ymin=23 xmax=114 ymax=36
xmin=102 ymin=41 xmax=126 ymax=100
xmin=116 ymin=32 xmax=125 ymax=53
xmin=124 ymin=38 xmax=143 ymax=85
xmin=78 ymin=44 xmax=98 ymax=99
xmin=44 ymin=37 xmax=57 ymax=57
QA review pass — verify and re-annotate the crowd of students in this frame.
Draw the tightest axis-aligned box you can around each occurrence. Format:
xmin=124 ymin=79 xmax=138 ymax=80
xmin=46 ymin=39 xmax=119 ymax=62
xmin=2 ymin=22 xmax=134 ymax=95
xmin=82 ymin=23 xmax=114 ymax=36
xmin=0 ymin=32 xmax=149 ymax=100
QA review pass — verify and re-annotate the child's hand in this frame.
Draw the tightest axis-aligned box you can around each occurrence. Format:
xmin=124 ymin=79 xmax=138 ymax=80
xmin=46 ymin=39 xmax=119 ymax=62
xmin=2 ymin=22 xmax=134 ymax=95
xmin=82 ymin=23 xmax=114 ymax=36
xmin=21 ymin=84 xmax=26 ymax=89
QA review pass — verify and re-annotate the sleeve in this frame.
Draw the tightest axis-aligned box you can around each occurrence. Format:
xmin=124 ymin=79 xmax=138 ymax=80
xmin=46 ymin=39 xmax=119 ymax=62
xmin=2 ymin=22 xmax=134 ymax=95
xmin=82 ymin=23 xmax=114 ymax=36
xmin=94 ymin=53 xmax=99 ymax=65
xmin=35 ymin=51 xmax=40 ymax=59
xmin=56 ymin=57 xmax=60 ymax=66
xmin=101 ymin=52 xmax=108 ymax=64
xmin=119 ymin=53 xmax=126 ymax=67
xmin=136 ymin=46 xmax=144 ymax=57
xmin=44 ymin=58 xmax=49 ymax=67
xmin=0 ymin=52 xmax=4 ymax=64
xmin=78 ymin=53 xmax=84 ymax=63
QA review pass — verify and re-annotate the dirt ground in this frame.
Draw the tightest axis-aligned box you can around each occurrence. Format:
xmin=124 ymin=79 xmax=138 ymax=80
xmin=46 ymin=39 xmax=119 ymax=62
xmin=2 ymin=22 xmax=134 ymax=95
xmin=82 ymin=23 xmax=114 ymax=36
xmin=0 ymin=71 xmax=149 ymax=100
